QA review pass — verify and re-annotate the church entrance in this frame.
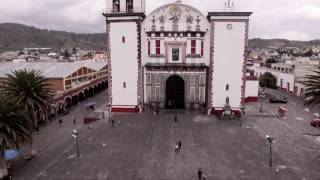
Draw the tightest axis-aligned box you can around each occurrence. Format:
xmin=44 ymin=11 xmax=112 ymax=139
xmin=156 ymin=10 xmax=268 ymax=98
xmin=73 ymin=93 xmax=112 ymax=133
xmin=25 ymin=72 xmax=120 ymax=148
xmin=166 ymin=75 xmax=185 ymax=109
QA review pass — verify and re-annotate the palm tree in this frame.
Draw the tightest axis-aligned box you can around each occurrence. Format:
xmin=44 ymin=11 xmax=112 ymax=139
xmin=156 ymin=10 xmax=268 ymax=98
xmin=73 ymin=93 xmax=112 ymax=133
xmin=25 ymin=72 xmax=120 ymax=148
xmin=0 ymin=95 xmax=32 ymax=179
xmin=2 ymin=69 xmax=54 ymax=130
xmin=303 ymin=65 xmax=320 ymax=108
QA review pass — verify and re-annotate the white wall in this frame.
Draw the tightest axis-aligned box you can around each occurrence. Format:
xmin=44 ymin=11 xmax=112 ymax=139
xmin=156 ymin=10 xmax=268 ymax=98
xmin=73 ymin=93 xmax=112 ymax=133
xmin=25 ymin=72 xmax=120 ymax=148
xmin=212 ymin=22 xmax=246 ymax=108
xmin=110 ymin=22 xmax=138 ymax=106
xmin=253 ymin=67 xmax=295 ymax=92
xmin=245 ymin=80 xmax=259 ymax=98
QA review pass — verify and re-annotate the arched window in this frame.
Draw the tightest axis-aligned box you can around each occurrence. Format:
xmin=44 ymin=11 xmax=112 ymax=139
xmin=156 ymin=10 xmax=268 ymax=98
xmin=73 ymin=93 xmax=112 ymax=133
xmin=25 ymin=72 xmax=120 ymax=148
xmin=126 ymin=0 xmax=133 ymax=12
xmin=113 ymin=0 xmax=120 ymax=12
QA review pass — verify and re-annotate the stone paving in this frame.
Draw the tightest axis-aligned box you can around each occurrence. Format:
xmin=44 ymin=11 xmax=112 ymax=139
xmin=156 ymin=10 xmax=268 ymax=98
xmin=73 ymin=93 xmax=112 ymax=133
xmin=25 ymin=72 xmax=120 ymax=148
xmin=8 ymin=89 xmax=320 ymax=180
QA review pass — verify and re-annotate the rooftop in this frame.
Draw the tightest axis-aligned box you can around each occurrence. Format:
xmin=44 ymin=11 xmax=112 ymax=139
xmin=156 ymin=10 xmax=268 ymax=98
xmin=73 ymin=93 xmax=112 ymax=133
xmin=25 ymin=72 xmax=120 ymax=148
xmin=0 ymin=61 xmax=107 ymax=79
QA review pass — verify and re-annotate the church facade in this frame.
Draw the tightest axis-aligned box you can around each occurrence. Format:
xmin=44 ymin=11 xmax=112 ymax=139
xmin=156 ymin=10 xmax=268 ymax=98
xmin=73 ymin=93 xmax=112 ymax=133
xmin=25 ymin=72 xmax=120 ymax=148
xmin=104 ymin=0 xmax=256 ymax=113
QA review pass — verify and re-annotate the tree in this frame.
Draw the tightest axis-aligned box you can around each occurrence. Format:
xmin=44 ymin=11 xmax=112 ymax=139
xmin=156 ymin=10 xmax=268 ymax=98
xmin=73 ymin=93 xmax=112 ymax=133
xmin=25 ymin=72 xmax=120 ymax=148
xmin=0 ymin=96 xmax=32 ymax=179
xmin=72 ymin=46 xmax=77 ymax=55
xmin=63 ymin=49 xmax=71 ymax=59
xmin=259 ymin=72 xmax=277 ymax=89
xmin=1 ymin=69 xmax=54 ymax=130
xmin=303 ymin=65 xmax=320 ymax=108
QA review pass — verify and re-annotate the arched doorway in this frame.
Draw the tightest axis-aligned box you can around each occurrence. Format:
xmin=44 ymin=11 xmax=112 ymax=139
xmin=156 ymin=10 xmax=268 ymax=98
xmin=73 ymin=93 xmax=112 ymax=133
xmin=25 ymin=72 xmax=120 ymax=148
xmin=166 ymin=75 xmax=185 ymax=109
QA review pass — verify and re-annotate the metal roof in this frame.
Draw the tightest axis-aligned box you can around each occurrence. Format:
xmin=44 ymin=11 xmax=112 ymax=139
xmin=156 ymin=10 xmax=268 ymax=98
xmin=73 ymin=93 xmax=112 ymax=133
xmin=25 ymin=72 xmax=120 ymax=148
xmin=0 ymin=61 xmax=107 ymax=79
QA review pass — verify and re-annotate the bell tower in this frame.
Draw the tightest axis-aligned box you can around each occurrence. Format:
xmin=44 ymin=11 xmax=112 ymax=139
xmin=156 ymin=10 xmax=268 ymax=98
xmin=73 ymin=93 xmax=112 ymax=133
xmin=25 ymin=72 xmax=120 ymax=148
xmin=104 ymin=0 xmax=145 ymax=112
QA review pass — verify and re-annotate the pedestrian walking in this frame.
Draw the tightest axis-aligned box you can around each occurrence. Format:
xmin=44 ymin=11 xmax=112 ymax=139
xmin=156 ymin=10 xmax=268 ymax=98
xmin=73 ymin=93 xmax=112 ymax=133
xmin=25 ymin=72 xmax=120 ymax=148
xmin=73 ymin=116 xmax=77 ymax=124
xmin=202 ymin=171 xmax=207 ymax=180
xmin=102 ymin=111 xmax=105 ymax=119
xmin=178 ymin=140 xmax=182 ymax=151
xmin=118 ymin=120 xmax=121 ymax=126
xmin=111 ymin=119 xmax=115 ymax=127
xmin=197 ymin=168 xmax=203 ymax=180
xmin=175 ymin=143 xmax=179 ymax=153
xmin=174 ymin=113 xmax=177 ymax=123
xmin=59 ymin=118 xmax=63 ymax=127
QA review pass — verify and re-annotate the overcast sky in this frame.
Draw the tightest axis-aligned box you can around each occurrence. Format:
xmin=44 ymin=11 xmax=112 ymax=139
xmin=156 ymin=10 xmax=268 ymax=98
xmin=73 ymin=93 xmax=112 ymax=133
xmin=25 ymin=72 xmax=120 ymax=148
xmin=0 ymin=0 xmax=319 ymax=40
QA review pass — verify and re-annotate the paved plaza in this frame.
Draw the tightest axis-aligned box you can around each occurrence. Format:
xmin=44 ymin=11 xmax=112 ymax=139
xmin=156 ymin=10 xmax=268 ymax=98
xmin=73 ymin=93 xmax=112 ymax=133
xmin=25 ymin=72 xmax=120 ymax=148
xmin=8 ymin=90 xmax=320 ymax=180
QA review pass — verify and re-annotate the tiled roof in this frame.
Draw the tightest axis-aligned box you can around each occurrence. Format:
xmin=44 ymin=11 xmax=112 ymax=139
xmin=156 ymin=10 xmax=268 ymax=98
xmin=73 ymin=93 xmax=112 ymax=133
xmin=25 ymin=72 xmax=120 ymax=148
xmin=0 ymin=61 xmax=107 ymax=79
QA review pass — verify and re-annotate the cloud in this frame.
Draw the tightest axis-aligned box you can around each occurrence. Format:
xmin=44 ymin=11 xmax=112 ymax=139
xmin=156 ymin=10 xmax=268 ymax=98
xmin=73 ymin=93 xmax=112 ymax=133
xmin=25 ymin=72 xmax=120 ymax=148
xmin=0 ymin=0 xmax=319 ymax=40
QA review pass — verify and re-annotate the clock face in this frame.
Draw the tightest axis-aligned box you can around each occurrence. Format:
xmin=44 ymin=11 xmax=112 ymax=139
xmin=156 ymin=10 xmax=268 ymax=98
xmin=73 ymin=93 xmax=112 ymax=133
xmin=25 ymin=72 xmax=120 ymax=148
xmin=226 ymin=24 xmax=233 ymax=30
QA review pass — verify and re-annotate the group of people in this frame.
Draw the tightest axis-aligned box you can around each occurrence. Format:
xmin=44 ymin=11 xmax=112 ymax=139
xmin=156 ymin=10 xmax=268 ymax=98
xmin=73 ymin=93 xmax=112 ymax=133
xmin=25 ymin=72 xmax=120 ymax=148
xmin=198 ymin=168 xmax=207 ymax=180
xmin=110 ymin=119 xmax=120 ymax=127
xmin=174 ymin=140 xmax=182 ymax=153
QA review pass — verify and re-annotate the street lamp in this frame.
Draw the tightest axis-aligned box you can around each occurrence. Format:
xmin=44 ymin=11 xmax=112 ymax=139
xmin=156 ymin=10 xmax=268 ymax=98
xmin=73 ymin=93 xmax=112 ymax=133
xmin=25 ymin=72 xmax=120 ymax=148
xmin=266 ymin=135 xmax=275 ymax=167
xmin=72 ymin=129 xmax=80 ymax=158
xmin=259 ymin=91 xmax=266 ymax=113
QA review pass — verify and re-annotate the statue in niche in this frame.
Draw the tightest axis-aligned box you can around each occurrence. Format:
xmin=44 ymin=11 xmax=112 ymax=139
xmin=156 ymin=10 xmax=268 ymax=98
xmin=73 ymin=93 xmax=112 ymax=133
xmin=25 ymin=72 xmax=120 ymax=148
xmin=186 ymin=14 xmax=194 ymax=24
xmin=159 ymin=15 xmax=166 ymax=24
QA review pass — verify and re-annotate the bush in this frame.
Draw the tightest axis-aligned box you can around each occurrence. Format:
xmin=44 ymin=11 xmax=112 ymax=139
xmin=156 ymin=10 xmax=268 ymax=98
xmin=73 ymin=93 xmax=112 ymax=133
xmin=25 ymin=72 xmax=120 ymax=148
xmin=259 ymin=72 xmax=277 ymax=89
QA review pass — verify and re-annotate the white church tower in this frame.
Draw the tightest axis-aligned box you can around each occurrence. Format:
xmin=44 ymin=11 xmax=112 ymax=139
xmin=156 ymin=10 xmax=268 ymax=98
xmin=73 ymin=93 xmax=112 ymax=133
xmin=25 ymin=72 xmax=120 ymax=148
xmin=207 ymin=1 xmax=252 ymax=114
xmin=104 ymin=0 xmax=145 ymax=112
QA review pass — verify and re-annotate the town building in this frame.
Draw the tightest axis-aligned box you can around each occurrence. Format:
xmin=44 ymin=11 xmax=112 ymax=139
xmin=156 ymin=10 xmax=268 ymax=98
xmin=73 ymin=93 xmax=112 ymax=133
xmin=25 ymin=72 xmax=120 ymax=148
xmin=0 ymin=61 xmax=108 ymax=115
xmin=104 ymin=0 xmax=257 ymax=114
xmin=250 ymin=58 xmax=319 ymax=97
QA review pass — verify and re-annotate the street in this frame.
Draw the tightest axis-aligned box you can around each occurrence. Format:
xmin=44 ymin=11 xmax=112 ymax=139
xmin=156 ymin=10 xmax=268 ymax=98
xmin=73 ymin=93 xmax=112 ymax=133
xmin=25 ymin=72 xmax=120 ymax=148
xmin=8 ymin=89 xmax=320 ymax=180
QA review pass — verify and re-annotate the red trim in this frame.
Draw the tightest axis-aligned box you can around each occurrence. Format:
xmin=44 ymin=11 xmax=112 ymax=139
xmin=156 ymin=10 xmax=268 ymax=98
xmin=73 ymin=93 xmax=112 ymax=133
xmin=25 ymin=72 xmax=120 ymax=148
xmin=191 ymin=40 xmax=196 ymax=55
xmin=112 ymin=107 xmax=139 ymax=113
xmin=245 ymin=96 xmax=258 ymax=103
xmin=246 ymin=76 xmax=258 ymax=81
xmin=156 ymin=40 xmax=161 ymax=55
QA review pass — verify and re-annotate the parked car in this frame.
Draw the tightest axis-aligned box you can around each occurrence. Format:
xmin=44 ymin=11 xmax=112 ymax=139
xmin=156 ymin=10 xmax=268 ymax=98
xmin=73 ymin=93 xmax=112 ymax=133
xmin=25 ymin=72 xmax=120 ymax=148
xmin=269 ymin=97 xmax=288 ymax=104
xmin=311 ymin=119 xmax=320 ymax=128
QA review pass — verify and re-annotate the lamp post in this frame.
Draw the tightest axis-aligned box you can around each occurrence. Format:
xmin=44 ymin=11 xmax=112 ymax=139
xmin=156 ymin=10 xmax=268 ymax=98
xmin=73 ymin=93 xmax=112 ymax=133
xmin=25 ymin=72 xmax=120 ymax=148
xmin=259 ymin=91 xmax=266 ymax=113
xmin=72 ymin=129 xmax=80 ymax=158
xmin=266 ymin=135 xmax=274 ymax=167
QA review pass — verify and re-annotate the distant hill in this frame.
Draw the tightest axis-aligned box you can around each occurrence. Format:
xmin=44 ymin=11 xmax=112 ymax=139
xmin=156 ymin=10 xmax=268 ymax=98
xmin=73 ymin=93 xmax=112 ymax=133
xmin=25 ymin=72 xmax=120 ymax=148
xmin=0 ymin=23 xmax=320 ymax=52
xmin=249 ymin=38 xmax=320 ymax=49
xmin=0 ymin=23 xmax=105 ymax=52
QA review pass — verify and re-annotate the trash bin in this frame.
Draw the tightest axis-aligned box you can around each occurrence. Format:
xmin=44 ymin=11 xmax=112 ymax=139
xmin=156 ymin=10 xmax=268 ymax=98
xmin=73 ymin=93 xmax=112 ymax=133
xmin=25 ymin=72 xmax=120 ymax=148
xmin=278 ymin=107 xmax=287 ymax=118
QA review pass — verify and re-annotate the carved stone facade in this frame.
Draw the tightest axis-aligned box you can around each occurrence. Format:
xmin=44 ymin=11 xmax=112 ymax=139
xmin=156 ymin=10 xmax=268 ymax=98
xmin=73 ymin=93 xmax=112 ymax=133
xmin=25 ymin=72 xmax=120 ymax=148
xmin=104 ymin=0 xmax=254 ymax=112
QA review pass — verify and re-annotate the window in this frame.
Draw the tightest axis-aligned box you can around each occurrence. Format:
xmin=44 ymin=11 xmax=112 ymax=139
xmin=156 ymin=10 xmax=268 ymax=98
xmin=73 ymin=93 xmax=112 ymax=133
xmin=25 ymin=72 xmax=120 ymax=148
xmin=148 ymin=41 xmax=151 ymax=56
xmin=201 ymin=41 xmax=204 ymax=56
xmin=190 ymin=75 xmax=196 ymax=85
xmin=156 ymin=40 xmax=160 ymax=54
xmin=190 ymin=86 xmax=195 ymax=102
xmin=123 ymin=82 xmax=126 ymax=88
xmin=191 ymin=40 xmax=196 ymax=55
xmin=155 ymin=86 xmax=160 ymax=101
xmin=113 ymin=0 xmax=120 ymax=12
xmin=122 ymin=36 xmax=125 ymax=43
xmin=126 ymin=0 xmax=133 ymax=12
xmin=172 ymin=48 xmax=179 ymax=61
xmin=146 ymin=74 xmax=151 ymax=84
xmin=155 ymin=76 xmax=160 ymax=84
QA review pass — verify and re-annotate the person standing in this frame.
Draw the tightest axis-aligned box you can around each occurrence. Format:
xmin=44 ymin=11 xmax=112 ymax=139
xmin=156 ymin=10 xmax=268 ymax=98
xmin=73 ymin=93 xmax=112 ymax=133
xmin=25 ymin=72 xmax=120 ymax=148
xmin=178 ymin=140 xmax=182 ymax=151
xmin=175 ymin=143 xmax=179 ymax=153
xmin=202 ymin=171 xmax=207 ymax=180
xmin=59 ymin=118 xmax=63 ymax=127
xmin=73 ymin=116 xmax=77 ymax=124
xmin=117 ymin=120 xmax=121 ymax=126
xmin=111 ymin=119 xmax=115 ymax=127
xmin=197 ymin=168 xmax=203 ymax=180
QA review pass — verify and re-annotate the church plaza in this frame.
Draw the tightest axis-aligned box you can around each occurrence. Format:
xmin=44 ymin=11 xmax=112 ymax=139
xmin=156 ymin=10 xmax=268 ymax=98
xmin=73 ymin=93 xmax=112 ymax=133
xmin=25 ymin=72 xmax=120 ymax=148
xmin=9 ymin=89 xmax=320 ymax=180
